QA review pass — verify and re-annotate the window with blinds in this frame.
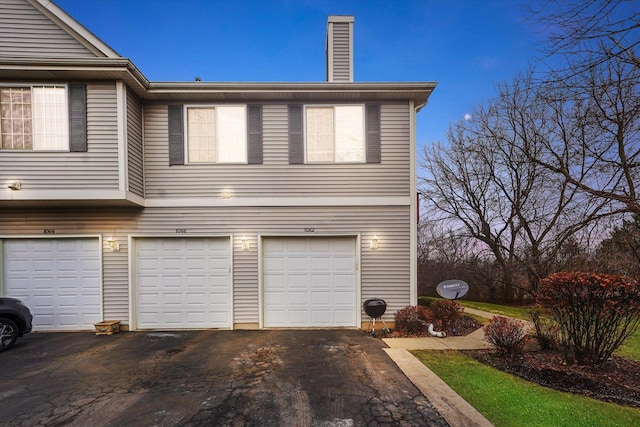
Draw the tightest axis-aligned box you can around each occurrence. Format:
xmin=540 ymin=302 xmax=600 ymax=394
xmin=0 ymin=86 xmax=68 ymax=151
xmin=305 ymin=105 xmax=365 ymax=163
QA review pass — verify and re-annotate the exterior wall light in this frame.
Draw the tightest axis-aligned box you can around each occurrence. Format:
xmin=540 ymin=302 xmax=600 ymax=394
xmin=241 ymin=235 xmax=250 ymax=250
xmin=222 ymin=191 xmax=231 ymax=199
xmin=106 ymin=236 xmax=120 ymax=252
xmin=370 ymin=235 xmax=379 ymax=250
xmin=7 ymin=181 xmax=21 ymax=190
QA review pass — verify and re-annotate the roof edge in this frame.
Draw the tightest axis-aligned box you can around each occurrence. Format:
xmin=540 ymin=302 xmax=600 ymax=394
xmin=30 ymin=0 xmax=121 ymax=58
xmin=147 ymin=81 xmax=437 ymax=90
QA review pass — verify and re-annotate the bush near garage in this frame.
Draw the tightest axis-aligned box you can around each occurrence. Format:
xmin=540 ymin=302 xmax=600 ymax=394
xmin=537 ymin=272 xmax=640 ymax=365
xmin=484 ymin=315 xmax=528 ymax=354
xmin=393 ymin=302 xmax=481 ymax=337
xmin=394 ymin=305 xmax=433 ymax=335
xmin=429 ymin=299 xmax=463 ymax=331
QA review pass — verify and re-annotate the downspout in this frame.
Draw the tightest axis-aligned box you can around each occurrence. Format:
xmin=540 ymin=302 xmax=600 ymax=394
xmin=428 ymin=323 xmax=447 ymax=338
xmin=409 ymin=100 xmax=418 ymax=306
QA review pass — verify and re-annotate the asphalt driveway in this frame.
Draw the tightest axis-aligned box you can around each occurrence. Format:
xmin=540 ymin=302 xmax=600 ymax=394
xmin=0 ymin=330 xmax=448 ymax=426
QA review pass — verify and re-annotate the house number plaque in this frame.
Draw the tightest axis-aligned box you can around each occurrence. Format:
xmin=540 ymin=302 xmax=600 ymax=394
xmin=304 ymin=228 xmax=315 ymax=233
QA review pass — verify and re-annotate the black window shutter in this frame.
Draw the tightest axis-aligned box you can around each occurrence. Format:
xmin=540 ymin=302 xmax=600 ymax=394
xmin=68 ymin=84 xmax=87 ymax=152
xmin=288 ymin=104 xmax=304 ymax=164
xmin=168 ymin=105 xmax=184 ymax=165
xmin=247 ymin=104 xmax=263 ymax=164
xmin=366 ymin=103 xmax=381 ymax=163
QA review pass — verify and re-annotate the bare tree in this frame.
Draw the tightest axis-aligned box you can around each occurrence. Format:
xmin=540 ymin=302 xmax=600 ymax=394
xmin=525 ymin=53 xmax=640 ymax=216
xmin=417 ymin=216 xmax=498 ymax=300
xmin=418 ymin=2 xmax=639 ymax=300
xmin=596 ymin=215 xmax=640 ymax=277
xmin=529 ymin=1 xmax=640 ymax=215
xmin=419 ymin=72 xmax=613 ymax=299
xmin=534 ymin=0 xmax=640 ymax=73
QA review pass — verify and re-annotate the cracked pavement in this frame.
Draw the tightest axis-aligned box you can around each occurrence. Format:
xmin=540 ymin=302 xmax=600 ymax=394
xmin=0 ymin=330 xmax=448 ymax=426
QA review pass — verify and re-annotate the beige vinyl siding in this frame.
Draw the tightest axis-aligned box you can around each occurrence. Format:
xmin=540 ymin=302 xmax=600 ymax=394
xmin=126 ymin=88 xmax=144 ymax=197
xmin=0 ymin=205 xmax=410 ymax=326
xmin=144 ymin=103 xmax=410 ymax=198
xmin=0 ymin=0 xmax=98 ymax=58
xmin=0 ymin=83 xmax=120 ymax=189
xmin=0 ymin=208 xmax=138 ymax=323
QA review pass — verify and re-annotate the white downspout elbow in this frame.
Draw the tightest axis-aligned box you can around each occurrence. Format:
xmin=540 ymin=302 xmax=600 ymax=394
xmin=428 ymin=323 xmax=447 ymax=338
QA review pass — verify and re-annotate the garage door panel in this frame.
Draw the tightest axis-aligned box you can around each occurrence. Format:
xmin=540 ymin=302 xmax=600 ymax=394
xmin=289 ymin=291 xmax=309 ymax=305
xmin=186 ymin=293 xmax=205 ymax=304
xmin=311 ymin=292 xmax=330 ymax=304
xmin=264 ymin=290 xmax=285 ymax=306
xmin=266 ymin=310 xmax=285 ymax=324
xmin=187 ymin=311 xmax=205 ymax=321
xmin=289 ymin=310 xmax=309 ymax=323
xmin=311 ymin=311 xmax=331 ymax=323
xmin=311 ymin=274 xmax=331 ymax=287
xmin=265 ymin=275 xmax=286 ymax=289
xmin=135 ymin=237 xmax=231 ymax=330
xmin=334 ymin=310 xmax=355 ymax=323
xmin=264 ymin=256 xmax=285 ymax=270
xmin=3 ymin=238 xmax=101 ymax=331
xmin=287 ymin=257 xmax=308 ymax=271
xmin=263 ymin=237 xmax=357 ymax=328
xmin=288 ymin=275 xmax=308 ymax=288
xmin=334 ymin=257 xmax=354 ymax=270
xmin=335 ymin=290 xmax=355 ymax=301
xmin=310 ymin=257 xmax=330 ymax=270
xmin=334 ymin=274 xmax=355 ymax=287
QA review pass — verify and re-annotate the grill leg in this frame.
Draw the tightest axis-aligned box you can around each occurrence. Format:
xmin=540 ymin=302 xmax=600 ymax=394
xmin=380 ymin=317 xmax=391 ymax=334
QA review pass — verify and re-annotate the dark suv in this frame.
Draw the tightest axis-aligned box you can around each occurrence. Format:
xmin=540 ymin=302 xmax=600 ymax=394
xmin=0 ymin=297 xmax=33 ymax=352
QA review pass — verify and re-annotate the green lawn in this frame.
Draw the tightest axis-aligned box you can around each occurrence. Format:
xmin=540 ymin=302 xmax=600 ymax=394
xmin=413 ymin=350 xmax=640 ymax=427
xmin=617 ymin=330 xmax=640 ymax=361
xmin=420 ymin=296 xmax=534 ymax=320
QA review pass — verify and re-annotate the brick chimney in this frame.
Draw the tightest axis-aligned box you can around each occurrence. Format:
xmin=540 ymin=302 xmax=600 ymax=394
xmin=326 ymin=15 xmax=354 ymax=82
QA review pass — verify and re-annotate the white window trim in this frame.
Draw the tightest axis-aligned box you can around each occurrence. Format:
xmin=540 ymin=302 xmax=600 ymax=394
xmin=0 ymin=84 xmax=69 ymax=152
xmin=184 ymin=104 xmax=248 ymax=165
xmin=304 ymin=104 xmax=366 ymax=164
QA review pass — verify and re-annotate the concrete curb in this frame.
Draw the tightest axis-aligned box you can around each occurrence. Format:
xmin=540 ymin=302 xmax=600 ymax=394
xmin=384 ymin=348 xmax=494 ymax=427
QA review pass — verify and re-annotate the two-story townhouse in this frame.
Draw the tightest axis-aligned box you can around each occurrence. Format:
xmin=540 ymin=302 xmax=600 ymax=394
xmin=0 ymin=0 xmax=436 ymax=332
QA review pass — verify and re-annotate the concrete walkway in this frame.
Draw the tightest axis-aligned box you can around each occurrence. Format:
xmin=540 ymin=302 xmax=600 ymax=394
xmin=381 ymin=307 xmax=499 ymax=427
xmin=381 ymin=307 xmax=496 ymax=350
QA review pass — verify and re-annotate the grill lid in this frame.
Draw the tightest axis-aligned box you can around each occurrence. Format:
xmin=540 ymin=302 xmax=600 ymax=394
xmin=363 ymin=298 xmax=387 ymax=318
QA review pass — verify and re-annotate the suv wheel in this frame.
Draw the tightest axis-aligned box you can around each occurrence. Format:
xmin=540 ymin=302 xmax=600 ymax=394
xmin=0 ymin=318 xmax=18 ymax=352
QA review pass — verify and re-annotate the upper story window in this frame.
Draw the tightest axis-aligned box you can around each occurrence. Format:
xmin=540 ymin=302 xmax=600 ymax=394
xmin=288 ymin=103 xmax=380 ymax=165
xmin=305 ymin=105 xmax=364 ymax=163
xmin=168 ymin=104 xmax=262 ymax=166
xmin=186 ymin=105 xmax=247 ymax=163
xmin=0 ymin=86 xmax=68 ymax=150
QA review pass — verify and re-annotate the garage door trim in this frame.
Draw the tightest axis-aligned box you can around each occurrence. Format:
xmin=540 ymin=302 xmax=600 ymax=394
xmin=258 ymin=234 xmax=361 ymax=329
xmin=0 ymin=235 xmax=103 ymax=331
xmin=128 ymin=234 xmax=234 ymax=331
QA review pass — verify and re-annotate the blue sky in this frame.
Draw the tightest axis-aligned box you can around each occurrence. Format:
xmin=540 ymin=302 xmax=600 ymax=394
xmin=55 ymin=0 xmax=547 ymax=151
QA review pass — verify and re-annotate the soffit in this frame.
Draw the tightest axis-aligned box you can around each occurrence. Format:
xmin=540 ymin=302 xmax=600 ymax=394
xmin=145 ymin=82 xmax=436 ymax=109
xmin=0 ymin=59 xmax=436 ymax=108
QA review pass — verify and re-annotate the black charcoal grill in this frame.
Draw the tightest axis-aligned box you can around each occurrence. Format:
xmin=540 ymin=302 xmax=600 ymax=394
xmin=363 ymin=298 xmax=390 ymax=335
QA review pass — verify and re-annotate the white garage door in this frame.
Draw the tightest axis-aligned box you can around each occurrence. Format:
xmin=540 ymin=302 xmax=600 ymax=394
xmin=2 ymin=238 xmax=101 ymax=331
xmin=135 ymin=237 xmax=232 ymax=330
xmin=263 ymin=236 xmax=357 ymax=327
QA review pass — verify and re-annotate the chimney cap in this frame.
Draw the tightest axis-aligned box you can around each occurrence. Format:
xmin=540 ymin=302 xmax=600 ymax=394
xmin=327 ymin=15 xmax=355 ymax=23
